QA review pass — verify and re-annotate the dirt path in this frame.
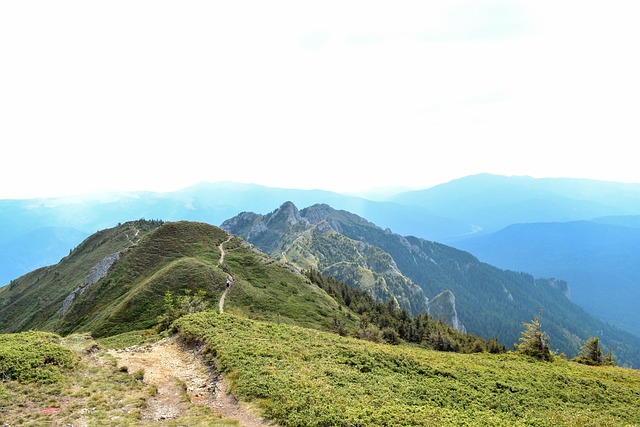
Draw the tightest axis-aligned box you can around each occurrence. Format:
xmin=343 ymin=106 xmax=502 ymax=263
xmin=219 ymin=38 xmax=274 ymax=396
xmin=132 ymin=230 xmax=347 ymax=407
xmin=219 ymin=288 xmax=229 ymax=313
xmin=108 ymin=337 xmax=273 ymax=426
xmin=125 ymin=226 xmax=141 ymax=246
xmin=219 ymin=235 xmax=233 ymax=314
xmin=219 ymin=235 xmax=233 ymax=265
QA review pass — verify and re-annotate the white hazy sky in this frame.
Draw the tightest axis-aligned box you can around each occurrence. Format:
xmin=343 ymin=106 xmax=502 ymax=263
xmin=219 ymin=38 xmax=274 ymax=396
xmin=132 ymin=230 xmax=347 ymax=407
xmin=2 ymin=1 xmax=640 ymax=199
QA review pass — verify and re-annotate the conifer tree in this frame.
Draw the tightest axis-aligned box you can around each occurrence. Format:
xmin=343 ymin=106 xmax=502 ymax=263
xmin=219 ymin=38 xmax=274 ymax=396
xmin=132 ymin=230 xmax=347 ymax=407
xmin=574 ymin=336 xmax=615 ymax=366
xmin=516 ymin=312 xmax=552 ymax=361
xmin=579 ymin=336 xmax=603 ymax=363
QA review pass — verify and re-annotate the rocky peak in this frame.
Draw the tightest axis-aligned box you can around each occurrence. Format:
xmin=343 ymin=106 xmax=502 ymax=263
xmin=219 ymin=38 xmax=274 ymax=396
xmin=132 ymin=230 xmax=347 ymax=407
xmin=267 ymin=201 xmax=305 ymax=227
xmin=221 ymin=211 xmax=261 ymax=230
xmin=301 ymin=204 xmax=332 ymax=224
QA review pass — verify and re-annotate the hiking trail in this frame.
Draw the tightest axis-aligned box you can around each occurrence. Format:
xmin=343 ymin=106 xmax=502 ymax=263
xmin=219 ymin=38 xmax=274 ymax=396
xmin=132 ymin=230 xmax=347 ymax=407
xmin=219 ymin=235 xmax=233 ymax=314
xmin=108 ymin=337 xmax=272 ymax=426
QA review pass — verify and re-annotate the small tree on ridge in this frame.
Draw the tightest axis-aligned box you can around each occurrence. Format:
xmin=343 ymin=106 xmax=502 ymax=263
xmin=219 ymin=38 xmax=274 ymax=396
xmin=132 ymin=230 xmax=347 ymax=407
xmin=516 ymin=311 xmax=552 ymax=361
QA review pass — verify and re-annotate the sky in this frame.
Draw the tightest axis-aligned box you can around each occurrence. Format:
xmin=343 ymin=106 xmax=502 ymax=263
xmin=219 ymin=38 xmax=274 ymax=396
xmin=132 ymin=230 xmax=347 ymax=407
xmin=1 ymin=1 xmax=640 ymax=199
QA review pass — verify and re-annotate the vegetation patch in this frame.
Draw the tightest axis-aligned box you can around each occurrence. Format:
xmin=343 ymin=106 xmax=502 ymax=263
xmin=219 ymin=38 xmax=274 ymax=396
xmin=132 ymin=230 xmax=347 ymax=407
xmin=0 ymin=331 xmax=77 ymax=384
xmin=174 ymin=311 xmax=640 ymax=427
xmin=96 ymin=328 xmax=161 ymax=350
xmin=0 ymin=332 xmax=157 ymax=426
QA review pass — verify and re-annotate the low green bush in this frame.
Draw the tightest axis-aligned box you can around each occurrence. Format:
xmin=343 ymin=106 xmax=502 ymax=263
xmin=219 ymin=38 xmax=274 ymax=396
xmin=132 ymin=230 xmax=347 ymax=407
xmin=0 ymin=331 xmax=77 ymax=384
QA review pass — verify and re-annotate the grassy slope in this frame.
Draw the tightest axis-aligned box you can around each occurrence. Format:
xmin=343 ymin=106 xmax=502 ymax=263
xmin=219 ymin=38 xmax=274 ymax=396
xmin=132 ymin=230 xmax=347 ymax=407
xmin=175 ymin=311 xmax=640 ymax=427
xmin=56 ymin=221 xmax=353 ymax=337
xmin=0 ymin=218 xmax=357 ymax=339
xmin=57 ymin=221 xmax=230 ymax=337
xmin=0 ymin=220 xmax=161 ymax=333
xmin=221 ymin=241 xmax=356 ymax=332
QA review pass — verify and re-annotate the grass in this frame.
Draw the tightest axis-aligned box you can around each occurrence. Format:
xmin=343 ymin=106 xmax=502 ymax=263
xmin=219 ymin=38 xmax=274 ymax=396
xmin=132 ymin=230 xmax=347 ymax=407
xmin=174 ymin=311 xmax=640 ymax=427
xmin=96 ymin=328 xmax=162 ymax=349
xmin=0 ymin=331 xmax=77 ymax=384
xmin=223 ymin=247 xmax=355 ymax=332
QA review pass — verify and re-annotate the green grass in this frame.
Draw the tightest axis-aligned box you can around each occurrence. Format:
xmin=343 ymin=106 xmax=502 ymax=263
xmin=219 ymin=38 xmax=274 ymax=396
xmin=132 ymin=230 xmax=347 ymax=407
xmin=222 ymin=247 xmax=356 ymax=331
xmin=0 ymin=332 xmax=153 ymax=426
xmin=175 ymin=311 xmax=640 ymax=427
xmin=0 ymin=220 xmax=162 ymax=334
xmin=96 ymin=329 xmax=162 ymax=349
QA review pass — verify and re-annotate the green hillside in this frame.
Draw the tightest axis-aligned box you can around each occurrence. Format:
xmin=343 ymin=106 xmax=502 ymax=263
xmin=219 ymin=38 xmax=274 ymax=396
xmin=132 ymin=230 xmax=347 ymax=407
xmin=4 ymin=314 xmax=639 ymax=426
xmin=0 ymin=220 xmax=356 ymax=338
xmin=0 ymin=220 xmax=162 ymax=333
xmin=175 ymin=311 xmax=640 ymax=427
xmin=2 ymin=218 xmax=640 ymax=426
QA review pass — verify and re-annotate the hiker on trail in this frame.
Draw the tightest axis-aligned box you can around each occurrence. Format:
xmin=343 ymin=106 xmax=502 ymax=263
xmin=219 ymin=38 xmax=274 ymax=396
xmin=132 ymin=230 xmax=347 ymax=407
xmin=226 ymin=277 xmax=231 ymax=288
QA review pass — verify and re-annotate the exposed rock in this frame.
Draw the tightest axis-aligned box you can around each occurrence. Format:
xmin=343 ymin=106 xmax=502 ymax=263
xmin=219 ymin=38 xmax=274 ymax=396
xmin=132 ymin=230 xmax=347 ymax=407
xmin=248 ymin=221 xmax=268 ymax=238
xmin=502 ymin=285 xmax=514 ymax=302
xmin=302 ymin=204 xmax=330 ymax=224
xmin=220 ymin=212 xmax=262 ymax=238
xmin=61 ymin=252 xmax=121 ymax=315
xmin=315 ymin=220 xmax=334 ymax=233
xmin=548 ymin=278 xmax=571 ymax=299
xmin=85 ymin=252 xmax=121 ymax=287
xmin=268 ymin=201 xmax=306 ymax=226
xmin=427 ymin=290 xmax=466 ymax=333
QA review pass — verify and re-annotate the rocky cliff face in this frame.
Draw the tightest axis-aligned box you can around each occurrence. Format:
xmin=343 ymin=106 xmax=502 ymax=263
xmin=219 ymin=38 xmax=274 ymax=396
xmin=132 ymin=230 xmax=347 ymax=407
xmin=427 ymin=290 xmax=466 ymax=333
xmin=62 ymin=252 xmax=121 ymax=315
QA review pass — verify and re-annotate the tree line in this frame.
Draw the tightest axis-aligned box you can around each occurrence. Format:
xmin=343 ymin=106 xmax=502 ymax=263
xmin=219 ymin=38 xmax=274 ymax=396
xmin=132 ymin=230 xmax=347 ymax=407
xmin=305 ymin=268 xmax=505 ymax=354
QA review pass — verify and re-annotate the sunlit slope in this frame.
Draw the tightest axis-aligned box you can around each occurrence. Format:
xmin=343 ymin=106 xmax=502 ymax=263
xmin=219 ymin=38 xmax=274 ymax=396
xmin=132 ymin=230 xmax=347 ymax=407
xmin=175 ymin=311 xmax=640 ymax=427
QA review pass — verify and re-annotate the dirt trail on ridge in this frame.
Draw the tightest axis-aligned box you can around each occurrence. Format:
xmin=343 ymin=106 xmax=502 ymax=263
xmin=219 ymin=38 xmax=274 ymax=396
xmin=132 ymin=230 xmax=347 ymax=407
xmin=108 ymin=337 xmax=273 ymax=426
xmin=107 ymin=234 xmax=268 ymax=424
xmin=219 ymin=235 xmax=233 ymax=313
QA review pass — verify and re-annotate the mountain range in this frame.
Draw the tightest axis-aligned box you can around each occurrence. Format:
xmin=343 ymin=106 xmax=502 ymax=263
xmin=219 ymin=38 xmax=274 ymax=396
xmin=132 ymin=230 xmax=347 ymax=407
xmin=0 ymin=220 xmax=354 ymax=337
xmin=4 ymin=217 xmax=640 ymax=425
xmin=2 ymin=173 xmax=640 ymax=353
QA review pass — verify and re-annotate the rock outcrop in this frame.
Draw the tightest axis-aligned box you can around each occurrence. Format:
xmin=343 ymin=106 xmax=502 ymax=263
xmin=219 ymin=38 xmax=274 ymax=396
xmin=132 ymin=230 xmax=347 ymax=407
xmin=62 ymin=252 xmax=121 ymax=315
xmin=427 ymin=290 xmax=466 ymax=333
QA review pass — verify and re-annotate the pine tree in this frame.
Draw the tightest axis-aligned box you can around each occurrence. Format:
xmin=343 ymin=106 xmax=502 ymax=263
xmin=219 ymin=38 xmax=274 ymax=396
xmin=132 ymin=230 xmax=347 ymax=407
xmin=516 ymin=313 xmax=552 ymax=361
xmin=574 ymin=336 xmax=615 ymax=366
xmin=579 ymin=337 xmax=603 ymax=363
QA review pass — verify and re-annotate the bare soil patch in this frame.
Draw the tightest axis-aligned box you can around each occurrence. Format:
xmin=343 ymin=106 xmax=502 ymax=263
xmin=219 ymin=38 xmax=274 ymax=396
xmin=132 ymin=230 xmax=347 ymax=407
xmin=108 ymin=337 xmax=273 ymax=426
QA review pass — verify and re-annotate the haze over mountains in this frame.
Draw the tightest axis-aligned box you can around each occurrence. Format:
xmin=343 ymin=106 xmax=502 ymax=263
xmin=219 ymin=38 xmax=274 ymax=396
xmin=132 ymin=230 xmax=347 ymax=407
xmin=2 ymin=173 xmax=639 ymax=349
xmin=456 ymin=220 xmax=640 ymax=337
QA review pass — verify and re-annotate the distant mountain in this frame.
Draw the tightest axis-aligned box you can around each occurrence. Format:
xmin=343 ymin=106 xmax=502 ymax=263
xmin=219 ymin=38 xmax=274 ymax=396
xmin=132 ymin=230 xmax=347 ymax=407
xmin=455 ymin=219 xmax=640 ymax=337
xmin=389 ymin=174 xmax=640 ymax=242
xmin=222 ymin=202 xmax=640 ymax=366
xmin=0 ymin=183 xmax=467 ymax=285
xmin=221 ymin=202 xmax=434 ymax=320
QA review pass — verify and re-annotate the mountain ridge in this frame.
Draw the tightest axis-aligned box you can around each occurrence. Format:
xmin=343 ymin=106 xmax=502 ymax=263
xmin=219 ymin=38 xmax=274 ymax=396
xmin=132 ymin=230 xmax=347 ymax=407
xmin=4 ymin=174 xmax=640 ymax=285
xmin=455 ymin=219 xmax=640 ymax=337
xmin=221 ymin=201 xmax=640 ymax=367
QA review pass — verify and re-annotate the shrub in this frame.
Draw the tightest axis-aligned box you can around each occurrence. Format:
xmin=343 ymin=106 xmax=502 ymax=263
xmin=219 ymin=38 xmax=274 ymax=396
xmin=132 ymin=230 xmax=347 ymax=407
xmin=0 ymin=331 xmax=77 ymax=384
